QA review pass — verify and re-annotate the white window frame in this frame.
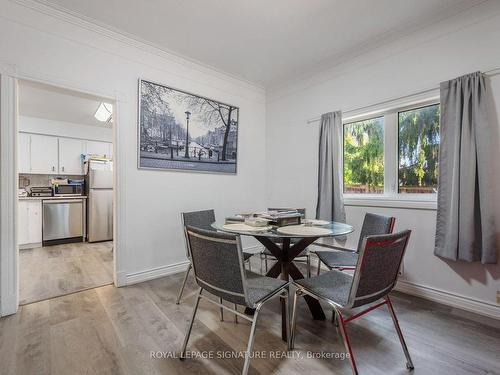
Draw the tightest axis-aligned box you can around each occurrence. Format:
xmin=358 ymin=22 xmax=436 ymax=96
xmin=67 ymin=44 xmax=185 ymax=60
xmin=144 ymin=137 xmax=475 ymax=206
xmin=342 ymin=92 xmax=440 ymax=210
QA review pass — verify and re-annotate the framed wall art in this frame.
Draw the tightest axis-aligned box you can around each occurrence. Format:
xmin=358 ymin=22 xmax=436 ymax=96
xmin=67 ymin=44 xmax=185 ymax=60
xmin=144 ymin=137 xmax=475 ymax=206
xmin=138 ymin=79 xmax=239 ymax=173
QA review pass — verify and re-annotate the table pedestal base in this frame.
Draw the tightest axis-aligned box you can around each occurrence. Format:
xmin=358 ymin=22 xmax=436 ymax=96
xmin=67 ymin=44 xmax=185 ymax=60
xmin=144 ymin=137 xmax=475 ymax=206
xmin=245 ymin=236 xmax=326 ymax=341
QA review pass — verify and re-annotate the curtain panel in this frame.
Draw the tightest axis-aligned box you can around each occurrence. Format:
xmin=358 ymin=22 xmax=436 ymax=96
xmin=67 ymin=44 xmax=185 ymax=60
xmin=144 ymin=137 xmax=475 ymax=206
xmin=434 ymin=71 xmax=498 ymax=264
xmin=315 ymin=111 xmax=346 ymax=224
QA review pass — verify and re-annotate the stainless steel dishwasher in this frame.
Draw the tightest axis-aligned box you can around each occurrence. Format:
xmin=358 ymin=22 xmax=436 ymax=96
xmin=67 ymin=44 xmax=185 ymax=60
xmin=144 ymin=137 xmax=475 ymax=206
xmin=42 ymin=199 xmax=85 ymax=245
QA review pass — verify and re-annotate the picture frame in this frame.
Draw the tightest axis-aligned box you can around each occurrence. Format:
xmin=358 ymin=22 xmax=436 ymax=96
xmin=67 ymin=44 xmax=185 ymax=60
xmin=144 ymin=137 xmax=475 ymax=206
xmin=137 ymin=79 xmax=239 ymax=174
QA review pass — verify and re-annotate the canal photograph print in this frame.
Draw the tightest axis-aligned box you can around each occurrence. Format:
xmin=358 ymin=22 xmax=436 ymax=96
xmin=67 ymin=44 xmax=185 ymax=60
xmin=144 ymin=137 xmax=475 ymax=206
xmin=138 ymin=79 xmax=239 ymax=173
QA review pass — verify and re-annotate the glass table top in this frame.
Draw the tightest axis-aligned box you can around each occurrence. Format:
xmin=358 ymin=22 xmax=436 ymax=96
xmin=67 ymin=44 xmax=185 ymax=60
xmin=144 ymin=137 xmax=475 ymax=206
xmin=211 ymin=219 xmax=354 ymax=238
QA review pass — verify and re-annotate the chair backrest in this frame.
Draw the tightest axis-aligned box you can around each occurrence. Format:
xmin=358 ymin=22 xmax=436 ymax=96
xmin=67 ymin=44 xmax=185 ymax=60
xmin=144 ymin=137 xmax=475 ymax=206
xmin=181 ymin=209 xmax=216 ymax=258
xmin=268 ymin=207 xmax=306 ymax=217
xmin=181 ymin=209 xmax=216 ymax=231
xmin=348 ymin=230 xmax=411 ymax=308
xmin=185 ymin=225 xmax=248 ymax=306
xmin=356 ymin=213 xmax=396 ymax=251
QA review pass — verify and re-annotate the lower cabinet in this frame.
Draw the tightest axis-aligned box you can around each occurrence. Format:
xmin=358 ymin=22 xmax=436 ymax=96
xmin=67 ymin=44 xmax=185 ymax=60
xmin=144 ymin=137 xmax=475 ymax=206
xmin=18 ymin=200 xmax=42 ymax=247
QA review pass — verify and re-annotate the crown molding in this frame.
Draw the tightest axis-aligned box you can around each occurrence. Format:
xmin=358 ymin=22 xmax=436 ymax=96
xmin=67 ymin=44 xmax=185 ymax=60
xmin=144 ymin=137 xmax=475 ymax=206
xmin=9 ymin=0 xmax=265 ymax=94
xmin=0 ymin=62 xmax=18 ymax=75
xmin=267 ymin=0 xmax=499 ymax=101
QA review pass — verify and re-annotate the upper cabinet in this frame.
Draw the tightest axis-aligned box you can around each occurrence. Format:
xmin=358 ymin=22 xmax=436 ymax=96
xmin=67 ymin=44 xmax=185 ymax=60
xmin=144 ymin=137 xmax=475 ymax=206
xmin=18 ymin=132 xmax=111 ymax=175
xmin=86 ymin=140 xmax=112 ymax=158
xmin=18 ymin=133 xmax=31 ymax=174
xmin=59 ymin=138 xmax=84 ymax=175
xmin=30 ymin=134 xmax=59 ymax=174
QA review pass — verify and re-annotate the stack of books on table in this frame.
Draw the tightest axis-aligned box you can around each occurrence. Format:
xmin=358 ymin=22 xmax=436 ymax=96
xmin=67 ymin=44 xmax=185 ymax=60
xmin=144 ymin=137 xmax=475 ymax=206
xmin=257 ymin=210 xmax=302 ymax=227
xmin=225 ymin=215 xmax=245 ymax=224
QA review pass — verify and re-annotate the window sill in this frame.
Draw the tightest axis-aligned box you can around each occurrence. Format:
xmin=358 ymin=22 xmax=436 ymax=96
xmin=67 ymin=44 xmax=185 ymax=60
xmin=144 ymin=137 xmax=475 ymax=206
xmin=343 ymin=196 xmax=437 ymax=210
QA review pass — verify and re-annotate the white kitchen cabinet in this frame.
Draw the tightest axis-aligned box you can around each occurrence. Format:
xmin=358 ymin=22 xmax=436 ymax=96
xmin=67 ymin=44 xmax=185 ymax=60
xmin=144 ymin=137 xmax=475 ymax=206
xmin=18 ymin=133 xmax=31 ymax=173
xmin=30 ymin=134 xmax=59 ymax=174
xmin=59 ymin=138 xmax=84 ymax=174
xmin=86 ymin=140 xmax=112 ymax=158
xmin=18 ymin=200 xmax=42 ymax=247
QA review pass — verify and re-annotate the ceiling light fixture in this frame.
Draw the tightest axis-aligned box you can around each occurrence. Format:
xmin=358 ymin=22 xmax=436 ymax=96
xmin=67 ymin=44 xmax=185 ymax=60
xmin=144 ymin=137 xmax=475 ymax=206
xmin=94 ymin=102 xmax=113 ymax=122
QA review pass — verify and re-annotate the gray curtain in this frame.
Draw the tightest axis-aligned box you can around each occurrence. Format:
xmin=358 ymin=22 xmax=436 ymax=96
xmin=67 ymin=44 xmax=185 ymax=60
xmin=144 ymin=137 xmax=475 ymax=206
xmin=316 ymin=111 xmax=346 ymax=224
xmin=434 ymin=71 xmax=498 ymax=264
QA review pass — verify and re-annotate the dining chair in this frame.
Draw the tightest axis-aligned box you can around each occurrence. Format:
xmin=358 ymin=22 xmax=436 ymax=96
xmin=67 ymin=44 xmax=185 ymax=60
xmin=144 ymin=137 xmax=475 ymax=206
xmin=260 ymin=208 xmax=311 ymax=277
xmin=176 ymin=209 xmax=255 ymax=309
xmin=314 ymin=213 xmax=395 ymax=274
xmin=180 ymin=225 xmax=291 ymax=375
xmin=291 ymin=230 xmax=413 ymax=375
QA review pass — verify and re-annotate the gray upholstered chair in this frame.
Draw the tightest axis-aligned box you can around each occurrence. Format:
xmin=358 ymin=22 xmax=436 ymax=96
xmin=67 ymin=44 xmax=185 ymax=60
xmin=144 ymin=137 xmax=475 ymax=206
xmin=176 ymin=209 xmax=255 ymax=306
xmin=314 ymin=213 xmax=395 ymax=273
xmin=180 ymin=225 xmax=291 ymax=375
xmin=260 ymin=208 xmax=311 ymax=277
xmin=291 ymin=230 xmax=413 ymax=375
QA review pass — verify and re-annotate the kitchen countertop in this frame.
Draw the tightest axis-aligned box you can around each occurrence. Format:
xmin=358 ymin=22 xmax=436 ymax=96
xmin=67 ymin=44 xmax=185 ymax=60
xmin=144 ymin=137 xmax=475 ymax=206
xmin=19 ymin=196 xmax=88 ymax=200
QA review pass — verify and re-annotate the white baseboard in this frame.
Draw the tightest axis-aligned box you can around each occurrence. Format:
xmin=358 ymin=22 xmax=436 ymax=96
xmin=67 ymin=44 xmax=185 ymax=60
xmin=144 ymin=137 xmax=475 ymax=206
xmin=121 ymin=245 xmax=262 ymax=286
xmin=115 ymin=271 xmax=127 ymax=287
xmin=0 ymin=293 xmax=18 ymax=317
xmin=124 ymin=260 xmax=190 ymax=286
xmin=395 ymin=280 xmax=500 ymax=320
xmin=19 ymin=242 xmax=42 ymax=250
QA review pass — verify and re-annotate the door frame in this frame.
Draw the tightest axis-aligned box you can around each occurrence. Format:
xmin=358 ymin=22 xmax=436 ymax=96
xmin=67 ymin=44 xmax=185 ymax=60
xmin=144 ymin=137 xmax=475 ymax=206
xmin=0 ymin=64 xmax=127 ymax=316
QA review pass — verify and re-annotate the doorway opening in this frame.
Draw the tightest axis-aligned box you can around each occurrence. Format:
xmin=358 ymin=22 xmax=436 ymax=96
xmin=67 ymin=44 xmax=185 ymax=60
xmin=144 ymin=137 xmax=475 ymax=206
xmin=17 ymin=79 xmax=115 ymax=305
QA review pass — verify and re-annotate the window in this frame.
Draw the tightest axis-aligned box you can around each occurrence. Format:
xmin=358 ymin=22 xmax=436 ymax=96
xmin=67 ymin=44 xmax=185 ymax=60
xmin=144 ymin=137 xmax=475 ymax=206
xmin=398 ymin=104 xmax=440 ymax=194
xmin=343 ymin=99 xmax=440 ymax=199
xmin=343 ymin=117 xmax=384 ymax=194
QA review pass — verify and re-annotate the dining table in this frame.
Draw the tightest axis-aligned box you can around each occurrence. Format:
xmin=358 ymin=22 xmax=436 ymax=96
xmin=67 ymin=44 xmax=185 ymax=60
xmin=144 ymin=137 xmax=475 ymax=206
xmin=212 ymin=218 xmax=354 ymax=341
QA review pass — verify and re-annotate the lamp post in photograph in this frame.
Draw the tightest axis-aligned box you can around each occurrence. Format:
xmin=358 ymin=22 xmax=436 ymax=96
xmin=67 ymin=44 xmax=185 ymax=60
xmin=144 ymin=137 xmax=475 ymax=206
xmin=184 ymin=110 xmax=191 ymax=158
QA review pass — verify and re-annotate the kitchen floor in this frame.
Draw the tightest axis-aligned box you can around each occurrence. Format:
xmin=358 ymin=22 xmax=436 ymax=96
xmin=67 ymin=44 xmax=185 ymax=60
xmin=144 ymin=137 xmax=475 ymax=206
xmin=19 ymin=241 xmax=113 ymax=305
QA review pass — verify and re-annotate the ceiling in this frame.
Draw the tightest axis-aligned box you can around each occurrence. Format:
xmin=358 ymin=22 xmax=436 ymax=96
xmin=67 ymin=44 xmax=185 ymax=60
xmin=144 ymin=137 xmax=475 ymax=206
xmin=18 ymin=80 xmax=113 ymax=127
xmin=38 ymin=0 xmax=484 ymax=87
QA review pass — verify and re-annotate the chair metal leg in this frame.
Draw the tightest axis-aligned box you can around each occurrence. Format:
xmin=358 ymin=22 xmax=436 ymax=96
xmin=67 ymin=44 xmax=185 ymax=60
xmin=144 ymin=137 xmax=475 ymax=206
xmin=242 ymin=306 xmax=262 ymax=375
xmin=385 ymin=296 xmax=414 ymax=370
xmin=219 ymin=297 xmax=224 ymax=321
xmin=306 ymin=254 xmax=311 ymax=278
xmin=317 ymin=257 xmax=321 ymax=275
xmin=290 ymin=289 xmax=301 ymax=350
xmin=176 ymin=262 xmax=192 ymax=305
xmin=335 ymin=309 xmax=358 ymax=375
xmin=260 ymin=253 xmax=264 ymax=275
xmin=234 ymin=303 xmax=238 ymax=324
xmin=180 ymin=287 xmax=202 ymax=359
xmin=283 ymin=288 xmax=291 ymax=350
xmin=265 ymin=254 xmax=268 ymax=273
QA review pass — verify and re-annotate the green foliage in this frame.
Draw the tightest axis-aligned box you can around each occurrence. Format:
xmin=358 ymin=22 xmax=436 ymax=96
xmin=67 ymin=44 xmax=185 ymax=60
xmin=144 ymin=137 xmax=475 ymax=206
xmin=343 ymin=104 xmax=440 ymax=194
xmin=343 ymin=117 xmax=384 ymax=193
xmin=398 ymin=104 xmax=440 ymax=191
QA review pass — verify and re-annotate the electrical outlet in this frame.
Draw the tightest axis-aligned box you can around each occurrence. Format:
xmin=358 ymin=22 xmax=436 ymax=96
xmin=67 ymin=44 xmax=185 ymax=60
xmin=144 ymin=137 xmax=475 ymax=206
xmin=497 ymin=291 xmax=500 ymax=304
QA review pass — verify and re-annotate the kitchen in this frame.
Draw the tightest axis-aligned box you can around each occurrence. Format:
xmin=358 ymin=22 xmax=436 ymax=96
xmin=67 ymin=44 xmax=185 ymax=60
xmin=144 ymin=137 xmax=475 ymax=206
xmin=17 ymin=80 xmax=115 ymax=304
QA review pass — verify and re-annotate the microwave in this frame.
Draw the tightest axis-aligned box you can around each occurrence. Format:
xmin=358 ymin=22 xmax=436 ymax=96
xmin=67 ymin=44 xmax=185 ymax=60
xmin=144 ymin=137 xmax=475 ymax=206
xmin=53 ymin=184 xmax=84 ymax=196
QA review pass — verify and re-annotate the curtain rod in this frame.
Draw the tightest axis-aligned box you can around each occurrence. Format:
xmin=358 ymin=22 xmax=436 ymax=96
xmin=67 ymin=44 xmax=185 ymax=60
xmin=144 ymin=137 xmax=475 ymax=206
xmin=307 ymin=67 xmax=500 ymax=124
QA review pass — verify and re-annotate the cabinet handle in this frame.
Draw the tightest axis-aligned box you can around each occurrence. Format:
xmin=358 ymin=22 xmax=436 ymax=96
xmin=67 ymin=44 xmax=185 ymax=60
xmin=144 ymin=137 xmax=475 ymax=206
xmin=62 ymin=166 xmax=65 ymax=172
xmin=52 ymin=166 xmax=55 ymax=172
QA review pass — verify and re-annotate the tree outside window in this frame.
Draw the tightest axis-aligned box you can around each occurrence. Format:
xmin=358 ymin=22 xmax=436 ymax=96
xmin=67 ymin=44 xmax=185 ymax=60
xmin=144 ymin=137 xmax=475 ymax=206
xmin=343 ymin=117 xmax=384 ymax=194
xmin=398 ymin=104 xmax=440 ymax=193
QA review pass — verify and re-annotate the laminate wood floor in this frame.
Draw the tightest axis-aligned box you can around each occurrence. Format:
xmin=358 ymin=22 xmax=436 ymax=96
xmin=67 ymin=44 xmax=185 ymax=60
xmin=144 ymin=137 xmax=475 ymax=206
xmin=19 ymin=241 xmax=113 ymax=305
xmin=2 ymin=258 xmax=500 ymax=375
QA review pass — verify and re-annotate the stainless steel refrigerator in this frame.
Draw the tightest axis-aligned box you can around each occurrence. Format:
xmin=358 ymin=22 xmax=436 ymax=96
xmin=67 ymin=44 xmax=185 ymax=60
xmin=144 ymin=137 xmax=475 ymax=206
xmin=86 ymin=159 xmax=113 ymax=242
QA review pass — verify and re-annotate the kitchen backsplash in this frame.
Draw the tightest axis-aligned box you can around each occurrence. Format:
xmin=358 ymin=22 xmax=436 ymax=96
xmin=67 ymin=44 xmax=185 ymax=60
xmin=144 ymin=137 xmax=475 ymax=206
xmin=19 ymin=174 xmax=83 ymax=190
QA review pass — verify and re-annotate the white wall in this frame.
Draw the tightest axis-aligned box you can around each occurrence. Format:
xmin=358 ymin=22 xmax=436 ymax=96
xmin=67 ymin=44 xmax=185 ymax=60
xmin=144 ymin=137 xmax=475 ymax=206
xmin=266 ymin=1 xmax=500 ymax=312
xmin=0 ymin=0 xmax=266 ymax=286
xmin=18 ymin=116 xmax=113 ymax=142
